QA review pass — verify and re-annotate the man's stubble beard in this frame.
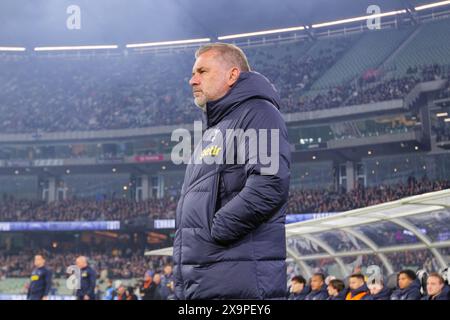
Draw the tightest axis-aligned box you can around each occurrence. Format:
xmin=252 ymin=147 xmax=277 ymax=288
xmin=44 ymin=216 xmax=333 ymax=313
xmin=194 ymin=96 xmax=207 ymax=112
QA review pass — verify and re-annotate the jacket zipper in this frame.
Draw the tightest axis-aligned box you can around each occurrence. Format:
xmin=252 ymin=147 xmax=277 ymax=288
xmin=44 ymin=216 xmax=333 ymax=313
xmin=209 ymin=172 xmax=221 ymax=231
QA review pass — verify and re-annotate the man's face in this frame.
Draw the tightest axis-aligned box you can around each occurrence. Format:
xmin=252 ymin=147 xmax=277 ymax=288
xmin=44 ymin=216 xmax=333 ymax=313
xmin=368 ymin=283 xmax=383 ymax=295
xmin=34 ymin=255 xmax=45 ymax=268
xmin=76 ymin=257 xmax=87 ymax=269
xmin=327 ymin=284 xmax=338 ymax=296
xmin=398 ymin=274 xmax=413 ymax=289
xmin=164 ymin=265 xmax=172 ymax=275
xmin=153 ymin=274 xmax=161 ymax=285
xmin=349 ymin=277 xmax=364 ymax=290
xmin=427 ymin=277 xmax=444 ymax=297
xmin=189 ymin=50 xmax=235 ymax=109
xmin=144 ymin=274 xmax=152 ymax=282
xmin=310 ymin=276 xmax=324 ymax=291
xmin=290 ymin=280 xmax=304 ymax=294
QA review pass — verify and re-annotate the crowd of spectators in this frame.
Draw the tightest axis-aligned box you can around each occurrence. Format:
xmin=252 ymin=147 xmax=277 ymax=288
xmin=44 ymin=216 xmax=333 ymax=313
xmin=250 ymin=37 xmax=353 ymax=100
xmin=0 ymin=53 xmax=197 ymax=133
xmin=1 ymin=37 xmax=449 ymax=134
xmin=287 ymin=177 xmax=450 ymax=214
xmin=0 ymin=177 xmax=448 ymax=221
xmin=0 ymin=195 xmax=177 ymax=221
xmin=285 ymin=64 xmax=450 ymax=113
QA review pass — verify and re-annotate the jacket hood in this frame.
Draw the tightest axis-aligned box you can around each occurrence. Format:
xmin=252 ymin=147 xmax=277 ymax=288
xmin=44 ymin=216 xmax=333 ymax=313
xmin=399 ymin=279 xmax=422 ymax=295
xmin=203 ymin=71 xmax=281 ymax=128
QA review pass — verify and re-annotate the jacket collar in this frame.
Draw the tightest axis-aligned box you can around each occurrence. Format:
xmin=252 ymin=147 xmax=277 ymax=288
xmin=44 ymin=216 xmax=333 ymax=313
xmin=202 ymin=71 xmax=280 ymax=128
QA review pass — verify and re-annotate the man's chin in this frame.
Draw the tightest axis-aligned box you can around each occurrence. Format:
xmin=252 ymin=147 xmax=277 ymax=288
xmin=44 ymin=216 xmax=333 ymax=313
xmin=194 ymin=99 xmax=207 ymax=112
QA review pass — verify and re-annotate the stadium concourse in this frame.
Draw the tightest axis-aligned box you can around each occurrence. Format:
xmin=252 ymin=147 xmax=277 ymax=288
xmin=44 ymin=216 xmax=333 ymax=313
xmin=1 ymin=0 xmax=450 ymax=301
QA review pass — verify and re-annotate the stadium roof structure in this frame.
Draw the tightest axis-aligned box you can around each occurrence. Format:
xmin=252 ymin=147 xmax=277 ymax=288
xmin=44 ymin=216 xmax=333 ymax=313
xmin=147 ymin=189 xmax=450 ymax=277
xmin=145 ymin=246 xmax=173 ymax=257
xmin=286 ymin=188 xmax=450 ymax=278
xmin=1 ymin=0 xmax=448 ymax=49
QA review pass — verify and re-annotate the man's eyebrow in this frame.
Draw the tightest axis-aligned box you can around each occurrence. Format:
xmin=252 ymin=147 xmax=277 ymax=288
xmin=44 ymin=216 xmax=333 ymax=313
xmin=192 ymin=66 xmax=207 ymax=74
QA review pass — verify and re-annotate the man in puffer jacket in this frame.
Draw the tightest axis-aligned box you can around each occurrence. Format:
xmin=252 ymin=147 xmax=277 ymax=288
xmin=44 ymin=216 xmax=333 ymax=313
xmin=345 ymin=274 xmax=373 ymax=300
xmin=327 ymin=279 xmax=347 ymax=300
xmin=369 ymin=280 xmax=392 ymax=300
xmin=390 ymin=270 xmax=422 ymax=300
xmin=421 ymin=272 xmax=450 ymax=300
xmin=288 ymin=276 xmax=310 ymax=300
xmin=173 ymin=43 xmax=291 ymax=300
xmin=304 ymin=274 xmax=329 ymax=300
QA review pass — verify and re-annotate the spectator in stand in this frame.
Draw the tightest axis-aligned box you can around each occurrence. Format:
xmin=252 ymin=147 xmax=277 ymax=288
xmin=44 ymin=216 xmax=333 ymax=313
xmin=140 ymin=271 xmax=162 ymax=300
xmin=116 ymin=285 xmax=127 ymax=300
xmin=160 ymin=263 xmax=175 ymax=300
xmin=125 ymin=286 xmax=138 ymax=300
xmin=103 ymin=279 xmax=116 ymax=300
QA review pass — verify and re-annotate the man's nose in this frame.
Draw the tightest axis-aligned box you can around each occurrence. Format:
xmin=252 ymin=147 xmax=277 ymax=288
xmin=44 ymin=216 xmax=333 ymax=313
xmin=189 ymin=74 xmax=200 ymax=86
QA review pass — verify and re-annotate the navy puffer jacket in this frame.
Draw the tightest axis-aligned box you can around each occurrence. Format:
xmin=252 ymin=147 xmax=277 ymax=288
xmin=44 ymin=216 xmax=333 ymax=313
xmin=304 ymin=284 xmax=329 ymax=300
xmin=390 ymin=279 xmax=422 ymax=300
xmin=421 ymin=285 xmax=450 ymax=300
xmin=371 ymin=285 xmax=392 ymax=300
xmin=173 ymin=71 xmax=291 ymax=300
xmin=345 ymin=283 xmax=373 ymax=300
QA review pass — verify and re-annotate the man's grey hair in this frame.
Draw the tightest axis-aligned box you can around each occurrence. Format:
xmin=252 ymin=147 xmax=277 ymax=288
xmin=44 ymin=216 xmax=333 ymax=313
xmin=195 ymin=42 xmax=251 ymax=72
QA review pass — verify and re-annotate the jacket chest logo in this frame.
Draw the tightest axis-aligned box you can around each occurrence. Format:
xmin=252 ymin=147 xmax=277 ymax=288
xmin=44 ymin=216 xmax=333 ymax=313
xmin=200 ymin=145 xmax=221 ymax=159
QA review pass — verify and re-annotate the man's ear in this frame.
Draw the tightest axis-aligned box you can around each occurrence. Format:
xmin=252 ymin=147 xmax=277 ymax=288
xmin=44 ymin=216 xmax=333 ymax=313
xmin=227 ymin=67 xmax=240 ymax=87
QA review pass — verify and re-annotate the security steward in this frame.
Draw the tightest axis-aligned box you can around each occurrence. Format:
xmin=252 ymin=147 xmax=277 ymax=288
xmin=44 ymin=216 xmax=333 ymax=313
xmin=75 ymin=256 xmax=97 ymax=300
xmin=27 ymin=254 xmax=52 ymax=300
